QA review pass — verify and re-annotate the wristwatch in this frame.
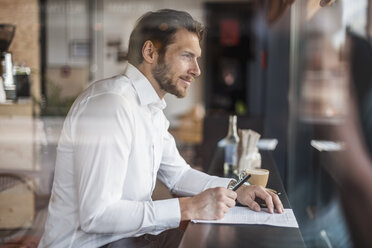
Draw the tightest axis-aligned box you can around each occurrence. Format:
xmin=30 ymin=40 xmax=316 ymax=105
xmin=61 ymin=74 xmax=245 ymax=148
xmin=227 ymin=179 xmax=238 ymax=190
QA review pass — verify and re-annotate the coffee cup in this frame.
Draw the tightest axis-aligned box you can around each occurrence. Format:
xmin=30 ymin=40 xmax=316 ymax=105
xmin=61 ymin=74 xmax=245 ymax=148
xmin=244 ymin=168 xmax=269 ymax=187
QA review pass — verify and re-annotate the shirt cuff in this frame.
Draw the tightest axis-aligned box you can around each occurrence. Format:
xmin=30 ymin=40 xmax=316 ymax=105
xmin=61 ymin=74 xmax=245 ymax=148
xmin=153 ymin=198 xmax=181 ymax=231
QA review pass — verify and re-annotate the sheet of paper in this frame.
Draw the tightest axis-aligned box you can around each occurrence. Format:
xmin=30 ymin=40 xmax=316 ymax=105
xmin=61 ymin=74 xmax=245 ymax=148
xmin=191 ymin=206 xmax=299 ymax=228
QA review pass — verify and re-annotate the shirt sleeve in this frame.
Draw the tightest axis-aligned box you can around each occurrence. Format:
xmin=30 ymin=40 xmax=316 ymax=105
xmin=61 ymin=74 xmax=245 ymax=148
xmin=72 ymin=94 xmax=180 ymax=235
xmin=157 ymin=131 xmax=232 ymax=196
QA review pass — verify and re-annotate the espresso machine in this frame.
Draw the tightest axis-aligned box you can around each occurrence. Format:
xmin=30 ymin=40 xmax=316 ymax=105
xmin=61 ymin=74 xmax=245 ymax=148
xmin=0 ymin=24 xmax=17 ymax=101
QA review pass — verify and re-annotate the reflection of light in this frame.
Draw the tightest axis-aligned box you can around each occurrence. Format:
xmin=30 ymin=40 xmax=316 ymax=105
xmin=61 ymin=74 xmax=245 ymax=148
xmin=224 ymin=73 xmax=235 ymax=86
xmin=217 ymin=226 xmax=236 ymax=246
xmin=325 ymin=107 xmax=335 ymax=117
xmin=332 ymin=30 xmax=344 ymax=50
xmin=342 ymin=0 xmax=367 ymax=36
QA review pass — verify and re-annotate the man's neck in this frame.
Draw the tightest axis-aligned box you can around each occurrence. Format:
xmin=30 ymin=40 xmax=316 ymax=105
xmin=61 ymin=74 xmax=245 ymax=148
xmin=137 ymin=63 xmax=166 ymax=99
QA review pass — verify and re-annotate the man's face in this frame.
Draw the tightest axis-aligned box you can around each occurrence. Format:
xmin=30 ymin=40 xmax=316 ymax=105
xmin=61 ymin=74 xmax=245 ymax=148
xmin=152 ymin=28 xmax=201 ymax=98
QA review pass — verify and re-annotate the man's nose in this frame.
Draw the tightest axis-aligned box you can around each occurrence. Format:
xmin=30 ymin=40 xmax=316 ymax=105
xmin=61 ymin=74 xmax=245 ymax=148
xmin=189 ymin=60 xmax=201 ymax=77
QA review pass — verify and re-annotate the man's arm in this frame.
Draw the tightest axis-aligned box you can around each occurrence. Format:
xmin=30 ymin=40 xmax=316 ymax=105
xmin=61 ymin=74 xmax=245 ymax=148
xmin=73 ymin=94 xmax=180 ymax=234
xmin=157 ymin=131 xmax=233 ymax=196
xmin=158 ymin=131 xmax=283 ymax=220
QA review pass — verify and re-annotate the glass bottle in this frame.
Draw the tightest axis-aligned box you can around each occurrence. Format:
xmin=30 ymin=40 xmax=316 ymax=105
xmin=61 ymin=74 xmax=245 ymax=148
xmin=224 ymin=115 xmax=239 ymax=176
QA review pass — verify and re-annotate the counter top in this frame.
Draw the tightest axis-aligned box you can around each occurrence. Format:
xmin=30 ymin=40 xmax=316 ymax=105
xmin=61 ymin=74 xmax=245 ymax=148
xmin=178 ymin=149 xmax=305 ymax=248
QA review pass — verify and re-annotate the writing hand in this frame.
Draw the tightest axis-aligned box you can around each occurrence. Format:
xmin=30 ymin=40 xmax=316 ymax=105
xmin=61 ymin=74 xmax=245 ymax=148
xmin=179 ymin=187 xmax=237 ymax=220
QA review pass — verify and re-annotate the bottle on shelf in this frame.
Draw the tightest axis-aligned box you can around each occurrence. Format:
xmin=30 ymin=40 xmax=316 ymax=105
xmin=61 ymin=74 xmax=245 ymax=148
xmin=223 ymin=115 xmax=240 ymax=176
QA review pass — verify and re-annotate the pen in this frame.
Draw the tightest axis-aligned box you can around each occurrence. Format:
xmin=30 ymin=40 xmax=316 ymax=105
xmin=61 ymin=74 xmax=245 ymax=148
xmin=232 ymin=174 xmax=251 ymax=191
xmin=267 ymin=188 xmax=282 ymax=196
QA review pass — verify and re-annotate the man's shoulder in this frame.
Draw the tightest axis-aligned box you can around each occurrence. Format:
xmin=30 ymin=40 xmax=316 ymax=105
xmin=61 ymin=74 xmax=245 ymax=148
xmin=75 ymin=75 xmax=136 ymax=103
xmin=69 ymin=75 xmax=138 ymax=114
xmin=89 ymin=74 xmax=134 ymax=96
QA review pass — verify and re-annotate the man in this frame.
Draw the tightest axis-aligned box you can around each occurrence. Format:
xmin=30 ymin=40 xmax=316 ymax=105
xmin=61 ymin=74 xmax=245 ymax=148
xmin=39 ymin=9 xmax=283 ymax=248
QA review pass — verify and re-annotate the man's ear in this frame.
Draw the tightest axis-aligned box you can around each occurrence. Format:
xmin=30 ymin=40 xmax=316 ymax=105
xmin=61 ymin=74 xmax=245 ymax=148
xmin=142 ymin=40 xmax=158 ymax=64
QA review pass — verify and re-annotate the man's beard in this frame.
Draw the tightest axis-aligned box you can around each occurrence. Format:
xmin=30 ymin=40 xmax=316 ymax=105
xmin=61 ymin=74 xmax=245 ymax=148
xmin=152 ymin=61 xmax=186 ymax=98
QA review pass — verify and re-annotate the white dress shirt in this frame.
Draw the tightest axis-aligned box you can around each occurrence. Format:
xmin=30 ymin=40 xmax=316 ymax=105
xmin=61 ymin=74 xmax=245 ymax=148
xmin=39 ymin=64 xmax=231 ymax=248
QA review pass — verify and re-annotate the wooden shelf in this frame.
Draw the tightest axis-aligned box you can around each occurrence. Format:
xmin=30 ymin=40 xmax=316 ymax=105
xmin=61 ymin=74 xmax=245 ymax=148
xmin=0 ymin=98 xmax=33 ymax=116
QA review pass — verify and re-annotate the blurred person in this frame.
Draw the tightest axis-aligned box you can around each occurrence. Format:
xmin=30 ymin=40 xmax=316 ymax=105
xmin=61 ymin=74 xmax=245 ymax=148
xmin=39 ymin=9 xmax=283 ymax=248
xmin=324 ymin=32 xmax=372 ymax=247
xmin=327 ymin=85 xmax=372 ymax=247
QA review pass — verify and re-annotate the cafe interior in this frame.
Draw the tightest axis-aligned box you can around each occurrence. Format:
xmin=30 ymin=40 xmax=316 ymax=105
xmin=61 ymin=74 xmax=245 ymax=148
xmin=1 ymin=0 xmax=372 ymax=247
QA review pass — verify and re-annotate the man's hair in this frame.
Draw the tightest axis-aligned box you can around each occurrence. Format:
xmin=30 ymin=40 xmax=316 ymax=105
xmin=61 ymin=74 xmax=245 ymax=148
xmin=127 ymin=9 xmax=204 ymax=66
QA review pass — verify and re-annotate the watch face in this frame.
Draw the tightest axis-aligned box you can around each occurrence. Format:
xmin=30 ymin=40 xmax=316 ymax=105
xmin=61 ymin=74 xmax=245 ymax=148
xmin=228 ymin=179 xmax=238 ymax=190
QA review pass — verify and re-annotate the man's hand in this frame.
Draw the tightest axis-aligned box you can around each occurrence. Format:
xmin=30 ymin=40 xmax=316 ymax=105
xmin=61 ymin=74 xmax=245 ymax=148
xmin=179 ymin=187 xmax=237 ymax=221
xmin=236 ymin=184 xmax=284 ymax=214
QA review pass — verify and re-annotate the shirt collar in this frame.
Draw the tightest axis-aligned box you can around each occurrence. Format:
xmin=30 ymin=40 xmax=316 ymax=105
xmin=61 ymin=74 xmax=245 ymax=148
xmin=125 ymin=63 xmax=166 ymax=110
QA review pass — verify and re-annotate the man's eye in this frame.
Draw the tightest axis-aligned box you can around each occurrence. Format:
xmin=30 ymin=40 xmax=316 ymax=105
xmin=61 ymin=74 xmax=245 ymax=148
xmin=183 ymin=54 xmax=192 ymax=59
